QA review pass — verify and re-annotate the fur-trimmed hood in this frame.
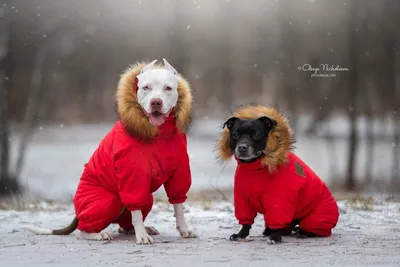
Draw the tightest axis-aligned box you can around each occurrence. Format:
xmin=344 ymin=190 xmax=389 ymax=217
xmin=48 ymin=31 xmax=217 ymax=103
xmin=218 ymin=105 xmax=295 ymax=173
xmin=116 ymin=61 xmax=193 ymax=139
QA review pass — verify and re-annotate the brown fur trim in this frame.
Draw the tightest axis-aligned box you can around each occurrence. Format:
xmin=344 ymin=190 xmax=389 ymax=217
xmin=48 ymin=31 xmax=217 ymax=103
xmin=116 ymin=62 xmax=193 ymax=139
xmin=218 ymin=105 xmax=295 ymax=173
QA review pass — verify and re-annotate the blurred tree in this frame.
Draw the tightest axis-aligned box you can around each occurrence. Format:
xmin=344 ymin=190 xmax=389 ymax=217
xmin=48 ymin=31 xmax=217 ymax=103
xmin=0 ymin=1 xmax=19 ymax=196
xmin=345 ymin=0 xmax=362 ymax=191
xmin=217 ymin=5 xmax=233 ymax=113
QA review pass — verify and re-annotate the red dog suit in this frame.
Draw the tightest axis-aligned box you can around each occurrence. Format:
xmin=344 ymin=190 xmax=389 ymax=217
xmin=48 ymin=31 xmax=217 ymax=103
xmin=73 ymin=116 xmax=191 ymax=233
xmin=234 ymin=152 xmax=339 ymax=237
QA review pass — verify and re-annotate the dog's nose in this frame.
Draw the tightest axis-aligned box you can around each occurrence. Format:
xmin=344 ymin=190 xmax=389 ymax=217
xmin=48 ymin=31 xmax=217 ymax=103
xmin=150 ymin=98 xmax=163 ymax=109
xmin=238 ymin=144 xmax=248 ymax=152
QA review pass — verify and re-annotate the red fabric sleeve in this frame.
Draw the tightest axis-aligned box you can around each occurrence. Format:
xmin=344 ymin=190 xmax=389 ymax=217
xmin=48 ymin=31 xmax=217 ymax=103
xmin=234 ymin=190 xmax=257 ymax=225
xmin=115 ymin=146 xmax=152 ymax=211
xmin=164 ymin=134 xmax=191 ymax=204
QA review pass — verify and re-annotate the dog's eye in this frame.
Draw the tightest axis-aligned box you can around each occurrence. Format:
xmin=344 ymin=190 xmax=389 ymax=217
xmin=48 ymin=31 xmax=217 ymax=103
xmin=232 ymin=132 xmax=240 ymax=139
xmin=165 ymin=86 xmax=172 ymax=91
xmin=253 ymin=131 xmax=261 ymax=140
xmin=143 ymin=86 xmax=150 ymax=90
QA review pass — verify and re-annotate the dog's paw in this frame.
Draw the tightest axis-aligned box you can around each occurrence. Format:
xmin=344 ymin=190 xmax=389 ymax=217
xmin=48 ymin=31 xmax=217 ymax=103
xmin=293 ymin=227 xmax=317 ymax=238
xmin=119 ymin=226 xmax=159 ymax=236
xmin=145 ymin=226 xmax=160 ymax=236
xmin=229 ymin=233 xmax=246 ymax=241
xmin=77 ymin=231 xmax=113 ymax=241
xmin=267 ymin=233 xmax=282 ymax=244
xmin=295 ymin=232 xmax=308 ymax=239
xmin=263 ymin=227 xmax=272 ymax=237
xmin=229 ymin=233 xmax=239 ymax=241
xmin=135 ymin=227 xmax=154 ymax=245
xmin=118 ymin=228 xmax=135 ymax=235
xmin=266 ymin=239 xmax=281 ymax=245
xmin=178 ymin=227 xmax=197 ymax=238
xmin=97 ymin=232 xmax=113 ymax=241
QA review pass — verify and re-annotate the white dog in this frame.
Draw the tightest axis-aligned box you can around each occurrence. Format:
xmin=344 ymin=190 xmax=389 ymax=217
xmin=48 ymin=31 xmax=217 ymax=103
xmin=22 ymin=59 xmax=196 ymax=244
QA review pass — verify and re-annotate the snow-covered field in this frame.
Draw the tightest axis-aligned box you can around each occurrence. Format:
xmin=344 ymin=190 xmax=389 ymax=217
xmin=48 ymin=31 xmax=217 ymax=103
xmin=9 ymin=118 xmax=397 ymax=201
xmin=0 ymin=199 xmax=399 ymax=267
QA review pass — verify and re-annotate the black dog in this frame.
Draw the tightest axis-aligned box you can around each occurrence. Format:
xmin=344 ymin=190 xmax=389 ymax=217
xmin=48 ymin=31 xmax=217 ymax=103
xmin=223 ymin=116 xmax=285 ymax=243
xmin=224 ymin=116 xmax=319 ymax=244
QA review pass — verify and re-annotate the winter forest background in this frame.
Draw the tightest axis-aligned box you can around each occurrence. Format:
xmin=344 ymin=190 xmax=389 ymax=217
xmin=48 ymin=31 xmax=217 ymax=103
xmin=0 ymin=0 xmax=399 ymax=201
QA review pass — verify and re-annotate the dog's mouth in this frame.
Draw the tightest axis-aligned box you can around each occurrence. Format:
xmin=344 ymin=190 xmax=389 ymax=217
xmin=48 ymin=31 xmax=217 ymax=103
xmin=235 ymin=150 xmax=263 ymax=162
xmin=148 ymin=111 xmax=167 ymax=126
xmin=145 ymin=109 xmax=172 ymax=126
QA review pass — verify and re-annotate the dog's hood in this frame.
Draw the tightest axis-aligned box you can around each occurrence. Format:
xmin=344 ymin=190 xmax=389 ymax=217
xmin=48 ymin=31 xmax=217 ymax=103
xmin=218 ymin=105 xmax=295 ymax=173
xmin=116 ymin=61 xmax=193 ymax=139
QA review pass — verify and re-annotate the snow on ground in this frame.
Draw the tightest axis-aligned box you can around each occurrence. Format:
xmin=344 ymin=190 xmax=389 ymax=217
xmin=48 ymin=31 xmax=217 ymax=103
xmin=9 ymin=118 xmax=397 ymax=201
xmin=0 ymin=199 xmax=399 ymax=267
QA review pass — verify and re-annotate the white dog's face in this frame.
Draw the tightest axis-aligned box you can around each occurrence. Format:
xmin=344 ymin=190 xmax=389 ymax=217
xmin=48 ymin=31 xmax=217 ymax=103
xmin=136 ymin=59 xmax=180 ymax=126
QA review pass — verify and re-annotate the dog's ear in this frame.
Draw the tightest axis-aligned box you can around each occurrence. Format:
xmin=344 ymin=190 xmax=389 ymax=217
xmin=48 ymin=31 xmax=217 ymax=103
xmin=163 ymin=58 xmax=178 ymax=75
xmin=258 ymin=116 xmax=277 ymax=130
xmin=223 ymin=117 xmax=239 ymax=130
xmin=141 ymin=60 xmax=158 ymax=74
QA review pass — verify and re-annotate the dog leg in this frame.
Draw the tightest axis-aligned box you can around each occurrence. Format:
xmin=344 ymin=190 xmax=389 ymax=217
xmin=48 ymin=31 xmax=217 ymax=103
xmin=230 ymin=224 xmax=251 ymax=241
xmin=266 ymin=229 xmax=283 ymax=244
xmin=132 ymin=210 xmax=154 ymax=244
xmin=118 ymin=226 xmax=160 ymax=236
xmin=262 ymin=227 xmax=271 ymax=237
xmin=77 ymin=231 xmax=113 ymax=241
xmin=173 ymin=203 xmax=197 ymax=238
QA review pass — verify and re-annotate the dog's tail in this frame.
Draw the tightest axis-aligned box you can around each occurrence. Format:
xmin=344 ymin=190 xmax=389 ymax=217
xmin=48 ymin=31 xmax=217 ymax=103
xmin=22 ymin=217 xmax=78 ymax=235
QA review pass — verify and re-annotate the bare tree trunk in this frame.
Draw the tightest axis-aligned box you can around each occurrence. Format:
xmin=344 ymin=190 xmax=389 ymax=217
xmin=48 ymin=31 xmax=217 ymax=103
xmin=384 ymin=29 xmax=400 ymax=184
xmin=170 ymin=2 xmax=187 ymax=73
xmin=250 ymin=24 xmax=269 ymax=98
xmin=0 ymin=5 xmax=19 ymax=195
xmin=345 ymin=1 xmax=360 ymax=191
xmin=0 ymin=22 xmax=10 ymax=184
xmin=218 ymin=10 xmax=233 ymax=113
xmin=14 ymin=46 xmax=47 ymax=179
xmin=346 ymin=107 xmax=358 ymax=190
xmin=277 ymin=2 xmax=300 ymax=130
xmin=364 ymin=112 xmax=375 ymax=184
xmin=393 ymin=116 xmax=400 ymax=183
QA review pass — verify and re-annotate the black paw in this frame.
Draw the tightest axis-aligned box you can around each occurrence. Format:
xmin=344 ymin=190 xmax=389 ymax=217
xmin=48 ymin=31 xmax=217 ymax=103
xmin=293 ymin=226 xmax=317 ymax=238
xmin=295 ymin=232 xmax=308 ymax=239
xmin=230 ymin=224 xmax=252 ymax=241
xmin=230 ymin=233 xmax=241 ymax=241
xmin=267 ymin=229 xmax=283 ymax=244
xmin=263 ymin=227 xmax=271 ymax=236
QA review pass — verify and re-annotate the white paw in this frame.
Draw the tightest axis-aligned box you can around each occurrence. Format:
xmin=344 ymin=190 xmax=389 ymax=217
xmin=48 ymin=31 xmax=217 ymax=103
xmin=77 ymin=231 xmax=113 ymax=241
xmin=178 ymin=227 xmax=198 ymax=238
xmin=135 ymin=227 xmax=154 ymax=245
xmin=97 ymin=232 xmax=113 ymax=241
xmin=145 ymin=226 xmax=160 ymax=235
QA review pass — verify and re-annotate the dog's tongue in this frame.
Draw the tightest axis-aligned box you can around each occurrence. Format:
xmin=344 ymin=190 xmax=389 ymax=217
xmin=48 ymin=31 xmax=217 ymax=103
xmin=149 ymin=112 xmax=166 ymax=126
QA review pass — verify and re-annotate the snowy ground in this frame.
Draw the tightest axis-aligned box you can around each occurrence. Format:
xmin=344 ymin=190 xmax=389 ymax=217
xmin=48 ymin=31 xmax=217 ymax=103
xmin=0 ymin=198 xmax=399 ymax=267
xmin=9 ymin=118 xmax=398 ymax=201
